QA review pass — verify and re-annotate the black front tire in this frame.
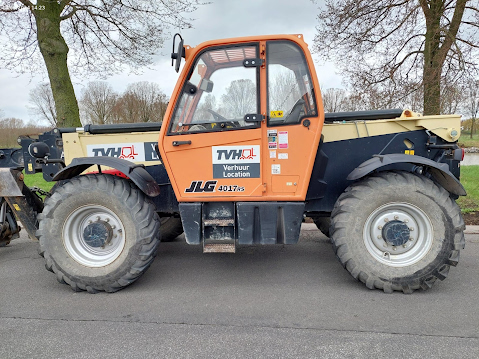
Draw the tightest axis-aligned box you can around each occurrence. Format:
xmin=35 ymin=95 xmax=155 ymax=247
xmin=330 ymin=171 xmax=465 ymax=293
xmin=159 ymin=216 xmax=183 ymax=242
xmin=37 ymin=174 xmax=161 ymax=293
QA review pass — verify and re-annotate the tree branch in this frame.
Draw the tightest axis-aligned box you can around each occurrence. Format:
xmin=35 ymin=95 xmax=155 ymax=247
xmin=365 ymin=5 xmax=420 ymax=45
xmin=465 ymin=5 xmax=479 ymax=14
xmin=456 ymin=37 xmax=479 ymax=49
xmin=439 ymin=0 xmax=467 ymax=60
xmin=0 ymin=0 xmax=32 ymax=12
xmin=460 ymin=20 xmax=479 ymax=28
xmin=0 ymin=7 xmax=21 ymax=13
xmin=60 ymin=5 xmax=77 ymax=21
xmin=17 ymin=0 xmax=33 ymax=8
xmin=388 ymin=34 xmax=425 ymax=64
xmin=419 ymin=0 xmax=430 ymax=19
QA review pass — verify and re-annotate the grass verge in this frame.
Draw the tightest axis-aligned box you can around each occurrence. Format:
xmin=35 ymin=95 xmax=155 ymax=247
xmin=23 ymin=172 xmax=55 ymax=192
xmin=458 ymin=132 xmax=479 ymax=148
xmin=457 ymin=165 xmax=479 ymax=213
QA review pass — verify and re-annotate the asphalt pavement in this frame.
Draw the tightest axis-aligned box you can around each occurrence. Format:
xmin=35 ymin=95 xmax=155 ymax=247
xmin=1 ymin=224 xmax=478 ymax=359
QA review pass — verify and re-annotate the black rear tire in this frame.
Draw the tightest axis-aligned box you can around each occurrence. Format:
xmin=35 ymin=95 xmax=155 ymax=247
xmin=37 ymin=174 xmax=161 ymax=293
xmin=313 ymin=217 xmax=331 ymax=237
xmin=330 ymin=171 xmax=465 ymax=293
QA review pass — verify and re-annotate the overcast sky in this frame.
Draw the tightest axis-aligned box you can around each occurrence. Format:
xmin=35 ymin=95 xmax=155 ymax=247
xmin=0 ymin=0 xmax=342 ymax=124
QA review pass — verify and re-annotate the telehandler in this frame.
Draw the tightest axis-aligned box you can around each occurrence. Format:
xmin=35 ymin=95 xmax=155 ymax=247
xmin=0 ymin=34 xmax=466 ymax=293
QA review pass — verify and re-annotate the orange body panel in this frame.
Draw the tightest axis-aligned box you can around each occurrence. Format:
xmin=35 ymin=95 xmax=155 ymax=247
xmin=158 ymin=34 xmax=325 ymax=202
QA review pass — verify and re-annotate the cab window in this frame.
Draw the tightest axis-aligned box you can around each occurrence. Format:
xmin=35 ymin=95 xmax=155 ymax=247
xmin=267 ymin=41 xmax=317 ymax=126
xmin=169 ymin=45 xmax=260 ymax=134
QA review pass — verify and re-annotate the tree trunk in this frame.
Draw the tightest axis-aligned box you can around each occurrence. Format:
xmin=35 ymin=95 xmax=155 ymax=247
xmin=34 ymin=1 xmax=80 ymax=127
xmin=423 ymin=59 xmax=442 ymax=115
xmin=421 ymin=0 xmax=467 ymax=116
xmin=422 ymin=1 xmax=442 ymax=116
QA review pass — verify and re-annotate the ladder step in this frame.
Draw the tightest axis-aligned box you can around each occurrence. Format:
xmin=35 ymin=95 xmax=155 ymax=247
xmin=203 ymin=218 xmax=235 ymax=226
xmin=203 ymin=243 xmax=236 ymax=253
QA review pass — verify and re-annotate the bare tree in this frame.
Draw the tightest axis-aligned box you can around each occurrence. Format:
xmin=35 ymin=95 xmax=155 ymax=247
xmin=221 ymin=79 xmax=256 ymax=118
xmin=465 ymin=78 xmax=479 ymax=138
xmin=112 ymin=82 xmax=168 ymax=123
xmin=269 ymin=70 xmax=300 ymax=112
xmin=80 ymin=81 xmax=118 ymax=125
xmin=441 ymin=82 xmax=465 ymax=115
xmin=0 ymin=1 xmax=203 ymax=127
xmin=322 ymin=81 xmax=427 ymax=113
xmin=196 ymin=94 xmax=217 ymax=121
xmin=0 ymin=117 xmax=24 ymax=147
xmin=313 ymin=0 xmax=479 ymax=115
xmin=321 ymin=88 xmax=347 ymax=112
xmin=338 ymin=92 xmax=365 ymax=112
xmin=28 ymin=82 xmax=57 ymax=126
xmin=111 ymin=92 xmax=138 ymax=124
xmin=0 ymin=117 xmax=51 ymax=147
xmin=399 ymin=81 xmax=424 ymax=113
xmin=126 ymin=82 xmax=168 ymax=123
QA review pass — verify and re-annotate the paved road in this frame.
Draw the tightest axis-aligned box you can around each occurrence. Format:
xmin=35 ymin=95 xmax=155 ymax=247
xmin=1 ymin=225 xmax=478 ymax=358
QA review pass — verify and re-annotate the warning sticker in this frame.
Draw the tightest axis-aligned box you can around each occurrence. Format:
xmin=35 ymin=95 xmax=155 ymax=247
xmin=270 ymin=150 xmax=276 ymax=158
xmin=278 ymin=131 xmax=288 ymax=149
xmin=268 ymin=129 xmax=278 ymax=149
xmin=270 ymin=111 xmax=284 ymax=118
xmin=272 ymin=164 xmax=281 ymax=175
xmin=268 ymin=135 xmax=277 ymax=143
xmin=278 ymin=153 xmax=288 ymax=160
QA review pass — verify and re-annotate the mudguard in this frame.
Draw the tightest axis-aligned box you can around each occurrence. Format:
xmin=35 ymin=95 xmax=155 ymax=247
xmin=52 ymin=157 xmax=160 ymax=197
xmin=347 ymin=154 xmax=466 ymax=196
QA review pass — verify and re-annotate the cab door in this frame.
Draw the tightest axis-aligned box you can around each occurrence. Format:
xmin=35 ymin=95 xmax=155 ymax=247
xmin=160 ymin=43 xmax=265 ymax=201
xmin=262 ymin=40 xmax=323 ymax=201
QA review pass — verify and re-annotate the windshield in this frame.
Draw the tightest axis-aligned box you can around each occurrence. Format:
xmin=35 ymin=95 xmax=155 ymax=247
xmin=169 ymin=45 xmax=260 ymax=134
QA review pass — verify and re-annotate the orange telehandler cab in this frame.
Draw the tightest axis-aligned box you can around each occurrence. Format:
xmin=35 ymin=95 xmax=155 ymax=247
xmin=160 ymin=35 xmax=324 ymax=251
xmin=0 ymin=34 xmax=466 ymax=294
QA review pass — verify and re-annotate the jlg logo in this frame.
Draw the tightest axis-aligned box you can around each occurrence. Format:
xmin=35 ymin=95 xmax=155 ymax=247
xmin=185 ymin=180 xmax=217 ymax=193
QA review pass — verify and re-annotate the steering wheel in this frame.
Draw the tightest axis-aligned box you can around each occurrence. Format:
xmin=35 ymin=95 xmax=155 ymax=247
xmin=207 ymin=109 xmax=228 ymax=122
xmin=284 ymin=99 xmax=306 ymax=123
xmin=289 ymin=98 xmax=306 ymax=115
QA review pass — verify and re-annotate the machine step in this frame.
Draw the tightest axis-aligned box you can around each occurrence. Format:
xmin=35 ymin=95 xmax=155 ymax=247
xmin=203 ymin=218 xmax=235 ymax=226
xmin=203 ymin=243 xmax=236 ymax=253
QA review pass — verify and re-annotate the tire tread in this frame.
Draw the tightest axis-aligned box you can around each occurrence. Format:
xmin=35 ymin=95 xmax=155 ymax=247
xmin=38 ymin=174 xmax=160 ymax=293
xmin=330 ymin=171 xmax=465 ymax=293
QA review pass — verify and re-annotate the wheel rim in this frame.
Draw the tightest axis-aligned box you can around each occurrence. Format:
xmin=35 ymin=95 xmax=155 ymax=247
xmin=363 ymin=202 xmax=433 ymax=267
xmin=63 ymin=205 xmax=126 ymax=267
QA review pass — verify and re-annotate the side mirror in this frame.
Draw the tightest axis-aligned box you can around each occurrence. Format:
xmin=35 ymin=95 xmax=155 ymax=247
xmin=171 ymin=33 xmax=185 ymax=73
